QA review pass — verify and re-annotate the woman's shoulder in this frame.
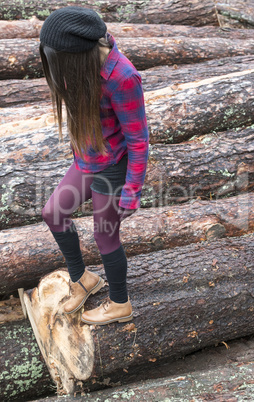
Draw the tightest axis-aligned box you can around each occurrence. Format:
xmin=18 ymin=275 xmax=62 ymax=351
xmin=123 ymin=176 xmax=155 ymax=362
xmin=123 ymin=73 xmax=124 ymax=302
xmin=109 ymin=53 xmax=141 ymax=88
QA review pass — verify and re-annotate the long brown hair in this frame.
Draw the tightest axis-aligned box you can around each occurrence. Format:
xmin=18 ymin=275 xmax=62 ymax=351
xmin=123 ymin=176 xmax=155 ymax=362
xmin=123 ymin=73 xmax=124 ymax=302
xmin=40 ymin=40 xmax=109 ymax=158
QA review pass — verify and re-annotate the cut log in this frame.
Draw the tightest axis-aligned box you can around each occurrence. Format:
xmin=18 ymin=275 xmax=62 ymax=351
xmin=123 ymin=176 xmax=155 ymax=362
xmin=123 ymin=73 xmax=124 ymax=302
xmin=0 ymin=102 xmax=54 ymax=128
xmin=216 ymin=1 xmax=254 ymax=29
xmin=0 ymin=16 xmax=42 ymax=39
xmin=33 ymin=358 xmax=254 ymax=401
xmin=0 ymin=192 xmax=253 ymax=296
xmin=0 ymin=320 xmax=55 ymax=401
xmin=2 ymin=322 xmax=254 ymax=401
xmin=1 ymin=127 xmax=254 ymax=229
xmin=145 ymin=69 xmax=254 ymax=143
xmin=0 ymin=38 xmax=42 ymax=80
xmin=0 ymin=125 xmax=71 ymax=164
xmin=1 ymin=19 xmax=252 ymax=40
xmin=2 ymin=36 xmax=254 ymax=78
xmin=0 ymin=120 xmax=66 ymax=162
xmin=0 ymin=0 xmax=218 ymax=26
xmin=141 ymin=55 xmax=254 ymax=92
xmin=2 ymin=55 xmax=254 ymax=107
xmin=22 ymin=232 xmax=254 ymax=395
xmin=105 ymin=36 xmax=254 ymax=71
xmin=1 ymin=70 xmax=254 ymax=141
xmin=0 ymin=78 xmax=51 ymax=107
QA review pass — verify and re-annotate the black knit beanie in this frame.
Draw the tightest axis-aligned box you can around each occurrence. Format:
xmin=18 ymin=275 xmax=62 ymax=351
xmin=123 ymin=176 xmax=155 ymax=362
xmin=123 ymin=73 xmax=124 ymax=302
xmin=40 ymin=7 xmax=107 ymax=52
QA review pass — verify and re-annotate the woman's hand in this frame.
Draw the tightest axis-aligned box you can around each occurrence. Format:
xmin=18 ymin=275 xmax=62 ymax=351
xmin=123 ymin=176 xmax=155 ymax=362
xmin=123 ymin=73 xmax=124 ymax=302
xmin=117 ymin=207 xmax=137 ymax=222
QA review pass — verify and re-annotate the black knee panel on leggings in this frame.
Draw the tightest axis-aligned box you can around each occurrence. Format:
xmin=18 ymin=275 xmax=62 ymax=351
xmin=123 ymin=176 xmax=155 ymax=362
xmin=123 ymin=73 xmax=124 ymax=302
xmin=101 ymin=244 xmax=128 ymax=303
xmin=51 ymin=222 xmax=85 ymax=282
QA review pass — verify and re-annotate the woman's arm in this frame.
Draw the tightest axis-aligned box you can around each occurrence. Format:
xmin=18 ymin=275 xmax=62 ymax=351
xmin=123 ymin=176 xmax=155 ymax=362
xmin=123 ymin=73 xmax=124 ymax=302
xmin=111 ymin=73 xmax=149 ymax=210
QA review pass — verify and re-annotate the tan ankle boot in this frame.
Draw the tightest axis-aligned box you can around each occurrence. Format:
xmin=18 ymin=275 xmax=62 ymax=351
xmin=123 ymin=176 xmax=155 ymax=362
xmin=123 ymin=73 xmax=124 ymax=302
xmin=64 ymin=270 xmax=104 ymax=314
xmin=81 ymin=296 xmax=133 ymax=325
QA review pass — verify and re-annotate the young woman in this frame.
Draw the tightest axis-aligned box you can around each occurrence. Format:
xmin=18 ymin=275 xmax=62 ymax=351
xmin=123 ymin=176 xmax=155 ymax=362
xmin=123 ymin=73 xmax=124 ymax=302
xmin=39 ymin=7 xmax=149 ymax=325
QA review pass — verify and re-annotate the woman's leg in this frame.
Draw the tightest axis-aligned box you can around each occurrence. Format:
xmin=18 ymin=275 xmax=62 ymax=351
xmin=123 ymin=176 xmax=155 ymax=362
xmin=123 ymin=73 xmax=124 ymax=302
xmin=92 ymin=191 xmax=128 ymax=303
xmin=42 ymin=162 xmax=93 ymax=282
xmin=42 ymin=162 xmax=93 ymax=232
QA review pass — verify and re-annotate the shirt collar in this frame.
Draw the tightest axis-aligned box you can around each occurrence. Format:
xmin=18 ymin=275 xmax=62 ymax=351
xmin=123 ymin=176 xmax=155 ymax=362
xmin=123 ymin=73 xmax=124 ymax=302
xmin=100 ymin=33 xmax=120 ymax=80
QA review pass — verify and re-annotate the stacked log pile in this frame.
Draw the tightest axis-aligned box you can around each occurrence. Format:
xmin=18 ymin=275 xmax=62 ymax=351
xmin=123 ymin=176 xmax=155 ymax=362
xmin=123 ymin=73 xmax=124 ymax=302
xmin=1 ymin=1 xmax=254 ymax=400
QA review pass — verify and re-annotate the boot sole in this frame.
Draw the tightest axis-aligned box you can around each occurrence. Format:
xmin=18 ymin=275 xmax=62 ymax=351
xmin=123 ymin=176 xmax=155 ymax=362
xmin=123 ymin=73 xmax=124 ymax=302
xmin=65 ymin=277 xmax=105 ymax=315
xmin=81 ymin=312 xmax=133 ymax=325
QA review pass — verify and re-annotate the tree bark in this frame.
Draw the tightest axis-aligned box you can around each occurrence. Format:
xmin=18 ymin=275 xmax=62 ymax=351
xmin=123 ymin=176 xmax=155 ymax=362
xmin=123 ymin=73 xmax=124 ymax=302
xmin=0 ymin=125 xmax=70 ymax=164
xmin=0 ymin=38 xmax=43 ymax=80
xmin=1 ymin=69 xmax=254 ymax=141
xmin=0 ymin=191 xmax=253 ymax=296
xmin=0 ymin=320 xmax=55 ymax=402
xmin=0 ymin=102 xmax=54 ymax=127
xmin=2 ymin=324 xmax=254 ymax=401
xmin=32 ymin=358 xmax=254 ymax=401
xmin=1 ymin=19 xmax=252 ymax=41
xmin=0 ymin=0 xmax=218 ymax=26
xmin=0 ymin=78 xmax=51 ymax=107
xmin=216 ymin=1 xmax=254 ymax=29
xmin=145 ymin=69 xmax=254 ymax=143
xmin=2 ymin=233 xmax=254 ymax=399
xmin=1 ymin=127 xmax=254 ymax=230
xmin=116 ymin=36 xmax=254 ymax=70
xmin=2 ymin=36 xmax=254 ymax=79
xmin=2 ymin=55 xmax=254 ymax=107
xmin=22 ymin=232 xmax=254 ymax=395
xmin=0 ymin=296 xmax=25 ymax=324
xmin=0 ymin=17 xmax=42 ymax=40
xmin=141 ymin=55 xmax=254 ymax=92
xmin=1 ymin=127 xmax=254 ymax=229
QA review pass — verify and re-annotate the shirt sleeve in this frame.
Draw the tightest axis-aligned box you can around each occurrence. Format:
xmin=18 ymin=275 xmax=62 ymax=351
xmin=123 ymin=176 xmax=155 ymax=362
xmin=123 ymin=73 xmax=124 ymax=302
xmin=111 ymin=73 xmax=149 ymax=210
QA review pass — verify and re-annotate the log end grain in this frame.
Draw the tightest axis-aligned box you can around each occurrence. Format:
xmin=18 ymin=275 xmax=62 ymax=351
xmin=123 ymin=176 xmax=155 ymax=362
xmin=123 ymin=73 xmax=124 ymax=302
xmin=24 ymin=270 xmax=95 ymax=395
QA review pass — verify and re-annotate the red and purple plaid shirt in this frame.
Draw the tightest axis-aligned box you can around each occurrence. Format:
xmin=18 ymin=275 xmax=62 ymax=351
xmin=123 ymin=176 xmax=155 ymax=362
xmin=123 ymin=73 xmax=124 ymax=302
xmin=73 ymin=33 xmax=149 ymax=210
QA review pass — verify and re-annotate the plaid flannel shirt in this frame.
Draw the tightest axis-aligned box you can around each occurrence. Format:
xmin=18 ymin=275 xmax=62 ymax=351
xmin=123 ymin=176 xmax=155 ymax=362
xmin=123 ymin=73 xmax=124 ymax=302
xmin=73 ymin=33 xmax=149 ymax=210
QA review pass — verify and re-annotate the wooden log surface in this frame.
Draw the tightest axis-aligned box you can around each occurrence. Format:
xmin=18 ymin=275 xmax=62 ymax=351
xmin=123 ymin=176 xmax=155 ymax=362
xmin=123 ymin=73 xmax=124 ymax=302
xmin=2 ymin=121 xmax=254 ymax=167
xmin=1 ymin=70 xmax=254 ymax=141
xmin=0 ymin=127 xmax=254 ymax=230
xmin=216 ymin=1 xmax=254 ymax=29
xmin=0 ymin=79 xmax=51 ymax=107
xmin=0 ymin=192 xmax=253 ymax=296
xmin=32 ymin=356 xmax=254 ymax=401
xmin=23 ymin=232 xmax=254 ymax=395
xmin=2 ymin=55 xmax=254 ymax=107
xmin=0 ymin=38 xmax=42 ymax=79
xmin=0 ymin=17 xmax=42 ymax=40
xmin=0 ymin=19 xmax=252 ymax=41
xmin=0 ymin=102 xmax=54 ymax=130
xmin=2 ymin=35 xmax=254 ymax=79
xmin=0 ymin=320 xmax=55 ymax=401
xmin=0 ymin=0 xmax=218 ymax=26
xmin=0 ymin=296 xmax=24 ymax=324
xmin=0 ymin=125 xmax=70 ymax=164
xmin=141 ymin=55 xmax=254 ymax=91
xmin=145 ymin=69 xmax=254 ymax=144
xmin=1 ymin=321 xmax=254 ymax=402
